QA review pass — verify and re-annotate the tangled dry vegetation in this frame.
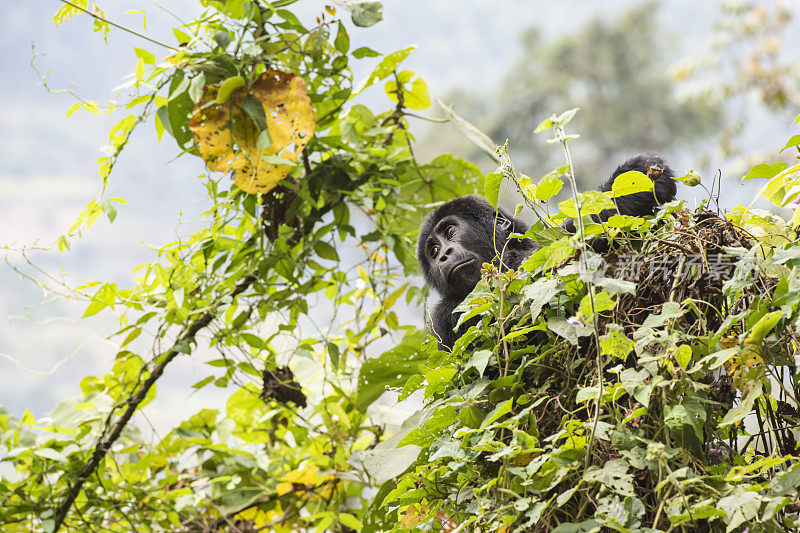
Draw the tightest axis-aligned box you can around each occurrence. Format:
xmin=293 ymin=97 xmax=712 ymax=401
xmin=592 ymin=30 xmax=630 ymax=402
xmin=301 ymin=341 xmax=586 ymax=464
xmin=612 ymin=208 xmax=763 ymax=332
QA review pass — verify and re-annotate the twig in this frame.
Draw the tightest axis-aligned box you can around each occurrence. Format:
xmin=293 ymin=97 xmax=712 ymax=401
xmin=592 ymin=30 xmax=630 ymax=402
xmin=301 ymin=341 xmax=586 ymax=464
xmin=52 ymin=272 xmax=258 ymax=530
xmin=55 ymin=0 xmax=180 ymax=51
xmin=553 ymin=124 xmax=604 ymax=469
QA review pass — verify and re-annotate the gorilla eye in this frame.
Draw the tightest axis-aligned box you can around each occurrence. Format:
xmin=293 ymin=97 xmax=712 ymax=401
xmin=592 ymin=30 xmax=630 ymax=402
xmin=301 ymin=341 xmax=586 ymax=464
xmin=445 ymin=224 xmax=455 ymax=238
xmin=430 ymin=244 xmax=440 ymax=257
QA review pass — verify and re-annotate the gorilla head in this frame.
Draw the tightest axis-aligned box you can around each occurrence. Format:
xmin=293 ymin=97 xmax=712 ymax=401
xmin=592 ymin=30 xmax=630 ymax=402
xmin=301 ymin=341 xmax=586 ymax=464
xmin=562 ymin=154 xmax=677 ymax=236
xmin=417 ymin=196 xmax=539 ymax=348
xmin=598 ymin=154 xmax=677 ymax=217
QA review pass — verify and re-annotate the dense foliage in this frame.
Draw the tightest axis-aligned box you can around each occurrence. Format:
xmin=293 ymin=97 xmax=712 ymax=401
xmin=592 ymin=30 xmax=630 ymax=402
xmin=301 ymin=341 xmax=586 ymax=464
xmin=2 ymin=1 xmax=800 ymax=532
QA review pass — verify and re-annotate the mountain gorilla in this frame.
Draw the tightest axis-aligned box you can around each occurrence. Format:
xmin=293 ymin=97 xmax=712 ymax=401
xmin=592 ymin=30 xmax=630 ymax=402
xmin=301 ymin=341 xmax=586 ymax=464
xmin=417 ymin=196 xmax=540 ymax=349
xmin=417 ymin=154 xmax=677 ymax=349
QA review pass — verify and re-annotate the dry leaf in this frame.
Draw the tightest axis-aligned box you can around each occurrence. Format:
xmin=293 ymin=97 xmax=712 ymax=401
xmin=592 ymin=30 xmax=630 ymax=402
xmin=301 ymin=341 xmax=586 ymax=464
xmin=189 ymin=69 xmax=315 ymax=194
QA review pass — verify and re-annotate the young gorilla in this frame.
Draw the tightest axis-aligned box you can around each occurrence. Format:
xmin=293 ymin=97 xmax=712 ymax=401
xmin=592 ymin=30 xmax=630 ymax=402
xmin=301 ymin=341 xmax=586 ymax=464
xmin=417 ymin=154 xmax=676 ymax=349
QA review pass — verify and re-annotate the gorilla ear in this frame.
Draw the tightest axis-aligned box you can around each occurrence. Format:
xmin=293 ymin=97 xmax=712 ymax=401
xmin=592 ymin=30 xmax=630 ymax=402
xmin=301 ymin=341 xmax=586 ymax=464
xmin=497 ymin=216 xmax=512 ymax=232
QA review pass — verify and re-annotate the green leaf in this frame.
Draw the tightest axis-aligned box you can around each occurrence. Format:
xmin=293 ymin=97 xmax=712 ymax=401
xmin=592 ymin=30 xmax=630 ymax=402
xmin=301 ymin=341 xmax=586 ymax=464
xmin=774 ymin=464 xmax=800 ymax=496
xmin=779 ymin=134 xmax=800 ymax=153
xmin=100 ymin=200 xmax=117 ymax=223
xmin=338 ymin=513 xmax=363 ymax=530
xmin=423 ymin=365 xmax=457 ymax=388
xmin=720 ymin=381 xmax=762 ymax=427
xmin=173 ymin=286 xmax=185 ymax=309
xmin=256 ymin=129 xmax=272 ymax=150
xmin=313 ymin=241 xmax=339 ymax=261
xmin=355 ymin=330 xmax=428 ymax=411
xmin=641 ymin=301 xmax=683 ymax=328
xmin=216 ymin=75 xmax=246 ymax=103
xmin=160 ymin=72 xmax=195 ymax=149
xmin=485 ymin=171 xmax=503 ymax=208
xmin=360 ymin=445 xmax=421 ymax=485
xmin=534 ymin=115 xmax=555 ymax=133
xmin=579 ymin=291 xmax=614 ymax=317
xmin=581 ymin=190 xmax=614 ymax=215
xmin=168 ymin=75 xmax=190 ymax=102
xmin=611 ymin=171 xmax=653 ymax=197
xmin=239 ymin=94 xmax=268 ymax=131
xmin=134 ymin=47 xmax=155 ymax=65
xmin=458 ymin=405 xmax=484 ymax=428
xmin=465 ymin=350 xmax=492 ymax=376
xmin=213 ymin=30 xmax=232 ymax=49
xmin=354 ymin=45 xmax=416 ymax=94
xmin=172 ymin=27 xmax=191 ymax=45
xmin=349 ymin=1 xmax=382 ymax=27
xmin=742 ymin=162 xmax=788 ymax=181
xmin=522 ymin=237 xmax=576 ymax=272
xmin=535 ymin=175 xmax=563 ymax=202
xmin=83 ymin=298 xmax=108 ymax=318
xmin=664 ymin=393 xmax=706 ymax=456
xmin=600 ymin=331 xmax=635 ymax=360
xmin=457 ymin=302 xmax=492 ymax=326
xmin=480 ymin=398 xmax=512 ymax=429
xmin=384 ymin=71 xmax=430 ymax=110
xmin=34 ymin=448 xmax=68 ymax=462
xmin=334 ymin=21 xmax=349 ymax=54
xmin=274 ymin=8 xmax=306 ymax=31
xmin=192 ymin=376 xmax=215 ymax=389
xmin=557 ymin=107 xmax=579 ymax=126
xmin=436 ymin=98 xmax=500 ymax=163
xmin=747 ymin=310 xmax=782 ymax=342
xmin=674 ymin=344 xmax=692 ymax=370
xmin=352 ymin=46 xmax=380 ymax=59
xmin=522 ymin=278 xmax=559 ymax=322
xmin=558 ymin=194 xmax=582 ymax=218
xmin=692 ymin=347 xmax=737 ymax=373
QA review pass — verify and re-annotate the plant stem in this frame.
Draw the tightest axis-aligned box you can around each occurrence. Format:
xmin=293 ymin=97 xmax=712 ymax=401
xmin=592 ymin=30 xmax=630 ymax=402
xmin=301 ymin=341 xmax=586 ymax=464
xmin=554 ymin=125 xmax=604 ymax=470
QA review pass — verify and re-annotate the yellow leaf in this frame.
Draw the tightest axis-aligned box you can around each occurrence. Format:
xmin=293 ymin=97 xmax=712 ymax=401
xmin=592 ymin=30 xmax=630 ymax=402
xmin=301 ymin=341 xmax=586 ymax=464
xmin=279 ymin=465 xmax=318 ymax=485
xmin=53 ymin=0 xmax=87 ymax=25
xmin=135 ymin=58 xmax=145 ymax=83
xmin=65 ymin=103 xmax=82 ymax=118
xmin=276 ymin=481 xmax=293 ymax=496
xmin=236 ymin=507 xmax=283 ymax=527
xmin=189 ymin=70 xmax=315 ymax=194
xmin=399 ymin=503 xmax=429 ymax=529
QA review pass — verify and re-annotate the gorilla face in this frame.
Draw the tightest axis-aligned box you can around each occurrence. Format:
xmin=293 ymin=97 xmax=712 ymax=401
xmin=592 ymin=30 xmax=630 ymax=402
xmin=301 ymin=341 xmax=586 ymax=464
xmin=416 ymin=195 xmax=538 ymax=349
xmin=421 ymin=214 xmax=490 ymax=297
xmin=417 ymin=196 xmax=534 ymax=297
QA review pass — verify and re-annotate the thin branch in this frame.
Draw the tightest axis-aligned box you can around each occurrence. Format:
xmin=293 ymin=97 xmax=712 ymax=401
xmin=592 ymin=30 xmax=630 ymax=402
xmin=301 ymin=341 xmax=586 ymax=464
xmin=55 ymin=0 xmax=180 ymax=51
xmin=554 ymin=125 xmax=604 ymax=470
xmin=52 ymin=272 xmax=257 ymax=530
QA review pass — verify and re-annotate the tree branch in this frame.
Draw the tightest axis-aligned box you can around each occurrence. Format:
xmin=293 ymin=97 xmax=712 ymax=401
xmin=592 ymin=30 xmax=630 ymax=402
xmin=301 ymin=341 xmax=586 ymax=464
xmin=52 ymin=272 xmax=257 ymax=529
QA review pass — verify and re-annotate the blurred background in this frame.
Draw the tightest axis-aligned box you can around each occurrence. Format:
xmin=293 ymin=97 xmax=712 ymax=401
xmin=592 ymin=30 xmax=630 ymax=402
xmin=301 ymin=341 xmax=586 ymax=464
xmin=1 ymin=0 xmax=798 ymax=430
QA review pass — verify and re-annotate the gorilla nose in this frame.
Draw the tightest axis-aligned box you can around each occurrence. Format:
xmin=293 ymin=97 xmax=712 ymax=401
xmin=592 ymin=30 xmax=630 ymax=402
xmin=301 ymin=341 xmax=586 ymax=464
xmin=439 ymin=247 xmax=454 ymax=261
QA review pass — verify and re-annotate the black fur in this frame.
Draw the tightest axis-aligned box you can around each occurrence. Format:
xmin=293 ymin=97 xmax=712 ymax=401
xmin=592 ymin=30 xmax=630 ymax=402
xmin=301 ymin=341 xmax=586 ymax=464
xmin=563 ymin=154 xmax=677 ymax=233
xmin=419 ymin=154 xmax=678 ymax=349
xmin=416 ymin=196 xmax=539 ymax=349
